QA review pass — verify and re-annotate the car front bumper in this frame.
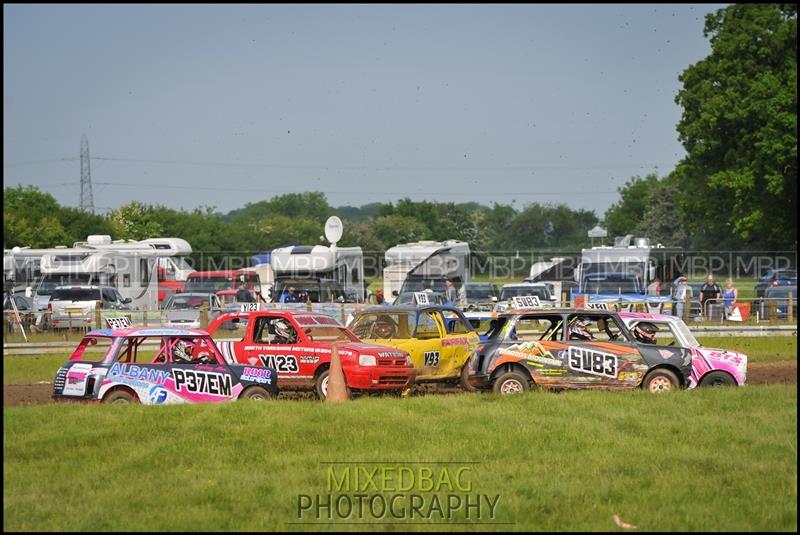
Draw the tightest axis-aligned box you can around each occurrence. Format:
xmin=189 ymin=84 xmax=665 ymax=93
xmin=344 ymin=366 xmax=416 ymax=391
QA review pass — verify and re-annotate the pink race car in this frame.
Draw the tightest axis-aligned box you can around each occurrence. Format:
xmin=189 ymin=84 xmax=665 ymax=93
xmin=619 ymin=312 xmax=747 ymax=388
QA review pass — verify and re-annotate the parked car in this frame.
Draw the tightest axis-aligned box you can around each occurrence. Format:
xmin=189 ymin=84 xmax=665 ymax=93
xmin=495 ymin=283 xmax=556 ymax=312
xmin=754 ymin=269 xmax=797 ymax=298
xmin=3 ymin=293 xmax=36 ymax=332
xmin=462 ymin=282 xmax=499 ymax=310
xmin=160 ymin=292 xmax=223 ymax=329
xmin=465 ymin=308 xmax=692 ymax=394
xmin=48 ymin=286 xmax=132 ymax=329
xmin=759 ymin=285 xmax=798 ymax=319
xmin=52 ymin=326 xmax=278 ymax=404
xmin=184 ymin=270 xmax=262 ymax=302
xmin=349 ymin=305 xmax=480 ymax=388
xmin=207 ymin=310 xmax=415 ymax=398
xmin=618 ymin=312 xmax=747 ymax=387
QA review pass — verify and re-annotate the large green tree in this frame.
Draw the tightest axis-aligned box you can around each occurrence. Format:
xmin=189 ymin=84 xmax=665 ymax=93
xmin=674 ymin=4 xmax=797 ymax=249
xmin=603 ymin=174 xmax=661 ymax=239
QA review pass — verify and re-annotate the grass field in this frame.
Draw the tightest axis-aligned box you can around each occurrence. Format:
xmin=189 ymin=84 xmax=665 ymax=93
xmin=4 ymin=336 xmax=795 ymax=386
xmin=3 ymin=386 xmax=796 ymax=531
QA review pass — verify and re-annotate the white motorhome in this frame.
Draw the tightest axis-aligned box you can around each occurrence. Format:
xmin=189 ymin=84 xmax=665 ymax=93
xmin=383 ymin=240 xmax=470 ymax=299
xmin=576 ymin=236 xmax=683 ymax=295
xmin=525 ymin=256 xmax=579 ymax=302
xmin=269 ymin=245 xmax=364 ymax=303
xmin=38 ymin=242 xmax=159 ymax=312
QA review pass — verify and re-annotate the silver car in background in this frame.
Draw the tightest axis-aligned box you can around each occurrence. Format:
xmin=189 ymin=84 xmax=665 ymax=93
xmin=49 ymin=286 xmax=132 ymax=329
xmin=160 ymin=292 xmax=222 ymax=328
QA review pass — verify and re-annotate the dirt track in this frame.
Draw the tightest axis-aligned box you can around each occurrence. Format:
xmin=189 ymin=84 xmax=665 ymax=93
xmin=4 ymin=362 xmax=796 ymax=407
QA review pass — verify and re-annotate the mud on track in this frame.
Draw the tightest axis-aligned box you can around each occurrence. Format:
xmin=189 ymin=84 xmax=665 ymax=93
xmin=4 ymin=362 xmax=796 ymax=407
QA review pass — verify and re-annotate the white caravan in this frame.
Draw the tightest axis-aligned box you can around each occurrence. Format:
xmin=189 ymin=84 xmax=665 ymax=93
xmin=383 ymin=240 xmax=470 ymax=300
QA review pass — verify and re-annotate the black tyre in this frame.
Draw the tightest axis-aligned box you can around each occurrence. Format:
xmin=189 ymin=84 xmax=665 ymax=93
xmin=459 ymin=363 xmax=477 ymax=392
xmin=492 ymin=371 xmax=530 ymax=395
xmin=642 ymin=369 xmax=680 ymax=393
xmin=103 ymin=390 xmax=138 ymax=404
xmin=315 ymin=369 xmax=330 ymax=399
xmin=240 ymin=385 xmax=273 ymax=400
xmin=699 ymin=371 xmax=737 ymax=387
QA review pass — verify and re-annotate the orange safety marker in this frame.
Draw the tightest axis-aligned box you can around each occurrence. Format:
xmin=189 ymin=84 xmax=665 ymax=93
xmin=326 ymin=343 xmax=349 ymax=402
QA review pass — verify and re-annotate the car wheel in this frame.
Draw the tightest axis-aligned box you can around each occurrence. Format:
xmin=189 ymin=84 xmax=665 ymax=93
xmin=492 ymin=371 xmax=530 ymax=395
xmin=642 ymin=369 xmax=679 ymax=393
xmin=103 ymin=390 xmax=138 ymax=404
xmin=240 ymin=386 xmax=273 ymax=400
xmin=459 ymin=363 xmax=477 ymax=392
xmin=699 ymin=371 xmax=737 ymax=387
xmin=316 ymin=369 xmax=330 ymax=399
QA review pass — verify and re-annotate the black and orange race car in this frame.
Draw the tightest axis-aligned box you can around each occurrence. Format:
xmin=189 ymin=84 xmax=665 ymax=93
xmin=464 ymin=308 xmax=692 ymax=394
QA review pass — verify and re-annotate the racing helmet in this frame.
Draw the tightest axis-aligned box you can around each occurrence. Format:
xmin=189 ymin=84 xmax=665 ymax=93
xmin=273 ymin=319 xmax=296 ymax=343
xmin=173 ymin=340 xmax=192 ymax=362
xmin=634 ymin=322 xmax=658 ymax=344
xmin=374 ymin=316 xmax=395 ymax=338
xmin=570 ymin=316 xmax=593 ymax=340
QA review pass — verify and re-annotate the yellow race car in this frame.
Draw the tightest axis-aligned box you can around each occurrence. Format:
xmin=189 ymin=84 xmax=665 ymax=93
xmin=349 ymin=306 xmax=480 ymax=388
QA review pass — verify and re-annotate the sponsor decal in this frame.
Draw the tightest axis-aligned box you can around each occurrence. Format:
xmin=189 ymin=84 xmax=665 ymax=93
xmin=618 ymin=371 xmax=643 ymax=383
xmin=500 ymin=341 xmax=562 ymax=367
xmin=109 ymin=363 xmax=169 ymax=385
xmin=538 ymin=369 xmax=567 ymax=376
xmin=442 ymin=337 xmax=469 ymax=347
xmin=658 ymin=349 xmax=674 ymax=359
xmin=568 ymin=347 xmax=618 ymax=378
xmin=377 ymin=351 xmax=404 ymax=358
xmin=172 ymin=369 xmax=233 ymax=397
xmin=300 ymin=355 xmax=321 ymax=364
xmin=241 ymin=367 xmax=273 ymax=385
xmin=585 ymin=303 xmax=609 ymax=310
xmin=62 ymin=363 xmax=94 ymax=396
xmin=258 ymin=354 xmax=300 ymax=373
xmin=148 ymin=385 xmax=169 ymax=404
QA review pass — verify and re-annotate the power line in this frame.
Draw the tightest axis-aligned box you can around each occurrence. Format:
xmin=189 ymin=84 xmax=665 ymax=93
xmin=91 ymin=181 xmax=617 ymax=196
xmin=90 ymin=155 xmax=667 ymax=172
xmin=3 ymin=157 xmax=78 ymax=167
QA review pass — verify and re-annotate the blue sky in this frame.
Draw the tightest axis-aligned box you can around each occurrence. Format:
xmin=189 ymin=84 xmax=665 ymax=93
xmin=3 ymin=4 xmax=726 ymax=215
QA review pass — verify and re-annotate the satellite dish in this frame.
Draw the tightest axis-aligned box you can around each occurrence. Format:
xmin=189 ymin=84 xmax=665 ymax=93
xmin=324 ymin=216 xmax=343 ymax=245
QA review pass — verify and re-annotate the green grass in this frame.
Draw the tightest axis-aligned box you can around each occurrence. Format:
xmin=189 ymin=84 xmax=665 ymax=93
xmin=3 ymin=336 xmax=795 ymax=386
xmin=3 ymin=386 xmax=796 ymax=531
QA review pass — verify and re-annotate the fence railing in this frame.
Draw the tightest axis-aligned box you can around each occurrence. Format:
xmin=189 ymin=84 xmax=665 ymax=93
xmin=4 ymin=294 xmax=795 ymax=341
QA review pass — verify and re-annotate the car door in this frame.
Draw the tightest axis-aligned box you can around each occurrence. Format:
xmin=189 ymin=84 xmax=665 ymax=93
xmin=440 ymin=310 xmax=480 ymax=377
xmin=563 ymin=312 xmax=648 ymax=389
xmin=411 ymin=310 xmax=446 ymax=379
xmin=241 ymin=314 xmax=315 ymax=387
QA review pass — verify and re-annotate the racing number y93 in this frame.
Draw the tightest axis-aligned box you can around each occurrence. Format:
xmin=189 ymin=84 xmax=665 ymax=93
xmin=568 ymin=347 xmax=617 ymax=378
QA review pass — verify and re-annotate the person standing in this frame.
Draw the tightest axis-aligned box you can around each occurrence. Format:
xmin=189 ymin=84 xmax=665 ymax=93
xmin=236 ymin=283 xmax=254 ymax=303
xmin=444 ymin=277 xmax=457 ymax=306
xmin=456 ymin=278 xmax=468 ymax=309
xmin=699 ymin=275 xmax=722 ymax=318
xmin=674 ymin=276 xmax=691 ymax=319
xmin=723 ymin=278 xmax=738 ymax=319
xmin=646 ymin=276 xmax=661 ymax=296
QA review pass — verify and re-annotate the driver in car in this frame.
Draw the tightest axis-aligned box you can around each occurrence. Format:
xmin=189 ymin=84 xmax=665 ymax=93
xmin=373 ymin=316 xmax=397 ymax=338
xmin=632 ymin=322 xmax=658 ymax=344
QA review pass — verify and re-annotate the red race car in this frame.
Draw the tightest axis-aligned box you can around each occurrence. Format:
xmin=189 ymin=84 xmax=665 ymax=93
xmin=207 ymin=310 xmax=415 ymax=398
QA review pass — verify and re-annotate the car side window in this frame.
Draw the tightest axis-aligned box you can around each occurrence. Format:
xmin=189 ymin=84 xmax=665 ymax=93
xmin=416 ymin=311 xmax=441 ymax=339
xmin=254 ymin=316 xmax=278 ymax=343
xmin=447 ymin=315 xmax=471 ymax=334
xmin=513 ymin=316 xmax=562 ymax=342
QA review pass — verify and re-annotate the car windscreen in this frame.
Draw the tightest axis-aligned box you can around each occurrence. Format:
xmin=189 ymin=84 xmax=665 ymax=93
xmin=51 ymin=288 xmax=101 ymax=301
xmin=765 ymin=287 xmax=797 ymax=298
xmin=349 ymin=312 xmax=417 ymax=339
xmin=303 ymin=326 xmax=359 ymax=343
xmin=38 ymin=274 xmax=93 ymax=295
xmin=499 ymin=287 xmax=550 ymax=301
xmin=166 ymin=295 xmax=207 ymax=310
xmin=184 ymin=276 xmax=234 ymax=293
xmin=583 ymin=280 xmax=640 ymax=294
xmin=272 ymin=280 xmax=323 ymax=302
xmin=465 ymin=285 xmax=497 ymax=299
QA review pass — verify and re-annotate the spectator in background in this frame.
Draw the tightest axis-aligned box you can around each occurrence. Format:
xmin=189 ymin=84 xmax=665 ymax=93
xmin=279 ymin=286 xmax=300 ymax=303
xmin=674 ymin=276 xmax=692 ymax=318
xmin=236 ymin=283 xmax=254 ymax=303
xmin=373 ymin=288 xmax=386 ymax=305
xmin=723 ymin=278 xmax=739 ymax=319
xmin=647 ymin=276 xmax=662 ymax=296
xmin=700 ymin=275 xmax=722 ymax=317
xmin=443 ymin=277 xmax=457 ymax=306
xmin=456 ymin=277 xmax=467 ymax=309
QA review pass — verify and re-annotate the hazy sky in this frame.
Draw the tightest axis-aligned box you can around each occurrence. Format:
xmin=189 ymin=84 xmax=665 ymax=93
xmin=3 ymin=4 xmax=725 ymax=216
